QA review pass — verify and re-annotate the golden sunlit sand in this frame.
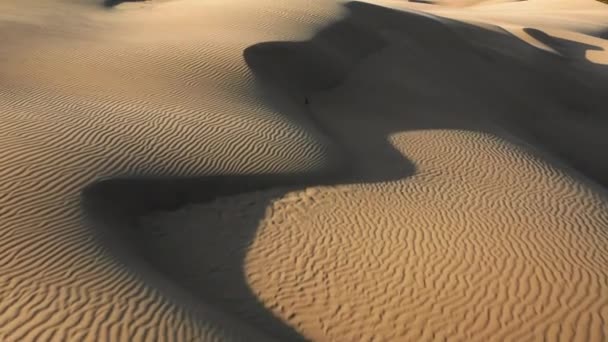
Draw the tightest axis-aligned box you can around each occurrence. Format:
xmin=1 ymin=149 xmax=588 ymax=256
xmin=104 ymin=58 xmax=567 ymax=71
xmin=1 ymin=0 xmax=608 ymax=341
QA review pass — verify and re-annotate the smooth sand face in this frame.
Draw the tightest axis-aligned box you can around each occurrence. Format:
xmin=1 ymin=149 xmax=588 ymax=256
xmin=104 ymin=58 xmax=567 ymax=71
xmin=1 ymin=0 xmax=608 ymax=341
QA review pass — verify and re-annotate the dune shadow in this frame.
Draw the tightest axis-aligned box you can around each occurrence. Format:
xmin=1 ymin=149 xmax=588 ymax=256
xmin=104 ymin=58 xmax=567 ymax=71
xmin=83 ymin=1 xmax=608 ymax=340
xmin=82 ymin=174 xmax=344 ymax=340
xmin=103 ymin=0 xmax=146 ymax=8
xmin=595 ymin=28 xmax=608 ymax=40
xmin=524 ymin=27 xmax=605 ymax=61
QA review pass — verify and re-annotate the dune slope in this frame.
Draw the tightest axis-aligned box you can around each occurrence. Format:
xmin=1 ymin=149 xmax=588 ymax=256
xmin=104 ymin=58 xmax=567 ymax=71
xmin=140 ymin=2 xmax=608 ymax=340
xmin=1 ymin=0 xmax=608 ymax=341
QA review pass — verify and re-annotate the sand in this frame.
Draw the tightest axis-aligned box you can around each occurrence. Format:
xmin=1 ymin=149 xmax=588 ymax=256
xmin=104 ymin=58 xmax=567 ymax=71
xmin=1 ymin=0 xmax=607 ymax=341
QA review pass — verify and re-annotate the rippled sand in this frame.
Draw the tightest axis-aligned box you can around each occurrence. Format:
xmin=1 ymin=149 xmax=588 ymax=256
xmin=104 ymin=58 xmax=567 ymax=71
xmin=1 ymin=0 xmax=608 ymax=341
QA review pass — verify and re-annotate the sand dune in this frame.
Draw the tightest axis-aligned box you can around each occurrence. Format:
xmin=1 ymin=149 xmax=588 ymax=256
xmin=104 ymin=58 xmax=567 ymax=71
xmin=1 ymin=0 xmax=608 ymax=341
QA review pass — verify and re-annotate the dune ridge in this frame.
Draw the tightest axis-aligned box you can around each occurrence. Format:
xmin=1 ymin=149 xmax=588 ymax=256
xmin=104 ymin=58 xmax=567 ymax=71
xmin=1 ymin=0 xmax=608 ymax=341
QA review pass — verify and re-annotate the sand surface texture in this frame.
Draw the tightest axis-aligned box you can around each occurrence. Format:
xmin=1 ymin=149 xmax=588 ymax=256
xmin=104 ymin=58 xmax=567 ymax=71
xmin=1 ymin=0 xmax=608 ymax=341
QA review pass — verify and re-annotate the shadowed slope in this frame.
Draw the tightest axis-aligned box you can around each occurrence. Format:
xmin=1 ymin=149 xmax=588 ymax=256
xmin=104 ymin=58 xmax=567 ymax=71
xmin=103 ymin=0 xmax=146 ymax=7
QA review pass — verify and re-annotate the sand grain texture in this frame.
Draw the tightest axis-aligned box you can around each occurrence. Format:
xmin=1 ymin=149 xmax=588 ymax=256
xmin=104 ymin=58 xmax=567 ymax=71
xmin=1 ymin=0 xmax=608 ymax=341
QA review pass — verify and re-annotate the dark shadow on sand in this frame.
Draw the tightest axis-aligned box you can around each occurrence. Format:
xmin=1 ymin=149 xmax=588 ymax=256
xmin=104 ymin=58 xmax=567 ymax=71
xmin=82 ymin=2 xmax=608 ymax=340
xmin=103 ymin=0 xmax=146 ymax=8
xmin=524 ymin=28 xmax=605 ymax=61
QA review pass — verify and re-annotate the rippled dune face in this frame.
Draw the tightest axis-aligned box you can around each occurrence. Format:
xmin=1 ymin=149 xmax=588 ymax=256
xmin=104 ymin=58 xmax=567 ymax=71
xmin=1 ymin=0 xmax=608 ymax=341
xmin=145 ymin=129 xmax=608 ymax=341
xmin=142 ymin=1 xmax=608 ymax=341
xmin=0 ymin=0 xmax=344 ymax=340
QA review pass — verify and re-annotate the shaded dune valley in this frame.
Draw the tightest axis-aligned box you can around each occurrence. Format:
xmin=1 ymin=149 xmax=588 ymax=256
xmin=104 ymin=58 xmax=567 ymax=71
xmin=1 ymin=0 xmax=608 ymax=341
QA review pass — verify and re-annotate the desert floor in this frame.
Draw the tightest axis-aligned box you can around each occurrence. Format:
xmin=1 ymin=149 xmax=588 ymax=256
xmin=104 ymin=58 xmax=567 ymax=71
xmin=1 ymin=0 xmax=608 ymax=341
